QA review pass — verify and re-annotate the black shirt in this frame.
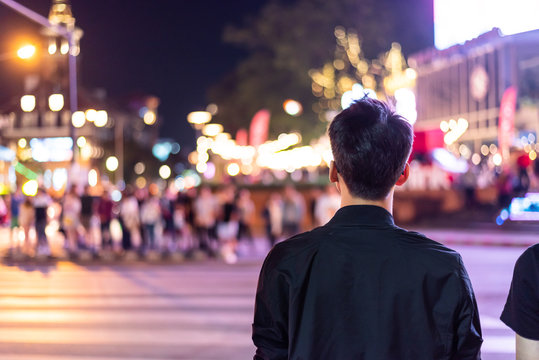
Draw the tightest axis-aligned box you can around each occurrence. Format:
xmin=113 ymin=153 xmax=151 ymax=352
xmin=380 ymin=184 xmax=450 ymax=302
xmin=500 ymin=243 xmax=539 ymax=340
xmin=253 ymin=205 xmax=482 ymax=360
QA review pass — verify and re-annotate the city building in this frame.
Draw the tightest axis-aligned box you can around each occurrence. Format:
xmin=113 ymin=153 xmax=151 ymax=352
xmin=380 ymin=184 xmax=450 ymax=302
xmin=410 ymin=28 xmax=539 ymax=164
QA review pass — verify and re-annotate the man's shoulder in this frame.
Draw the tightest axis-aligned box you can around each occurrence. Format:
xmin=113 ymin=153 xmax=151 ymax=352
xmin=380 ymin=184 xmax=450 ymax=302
xmin=264 ymin=227 xmax=327 ymax=267
xmin=390 ymin=226 xmax=465 ymax=269
xmin=515 ymin=243 xmax=539 ymax=273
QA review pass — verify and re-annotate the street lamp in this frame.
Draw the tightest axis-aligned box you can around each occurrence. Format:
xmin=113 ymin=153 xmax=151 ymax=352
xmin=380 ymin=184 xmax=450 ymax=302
xmin=16 ymin=44 xmax=36 ymax=59
xmin=94 ymin=110 xmax=108 ymax=127
xmin=48 ymin=93 xmax=64 ymax=111
xmin=202 ymin=123 xmax=223 ymax=137
xmin=105 ymin=156 xmax=119 ymax=172
xmin=0 ymin=44 xmax=36 ymax=62
xmin=187 ymin=111 xmax=212 ymax=128
xmin=20 ymin=95 xmax=36 ymax=112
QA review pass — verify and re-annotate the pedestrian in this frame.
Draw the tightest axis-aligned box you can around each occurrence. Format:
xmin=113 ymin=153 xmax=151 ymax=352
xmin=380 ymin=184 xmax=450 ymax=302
xmin=236 ymin=188 xmax=254 ymax=243
xmin=18 ymin=196 xmax=35 ymax=255
xmin=140 ymin=194 xmax=161 ymax=252
xmin=314 ymin=183 xmax=340 ymax=226
xmin=9 ymin=189 xmax=24 ymax=251
xmin=62 ymin=187 xmax=81 ymax=253
xmin=79 ymin=186 xmax=96 ymax=249
xmin=500 ymin=243 xmax=539 ymax=360
xmin=33 ymin=187 xmax=52 ymax=256
xmin=216 ymin=186 xmax=239 ymax=263
xmin=281 ymin=185 xmax=305 ymax=237
xmin=262 ymin=192 xmax=282 ymax=247
xmin=193 ymin=186 xmax=217 ymax=254
xmin=120 ymin=186 xmax=141 ymax=252
xmin=97 ymin=190 xmax=114 ymax=251
xmin=252 ymin=98 xmax=482 ymax=359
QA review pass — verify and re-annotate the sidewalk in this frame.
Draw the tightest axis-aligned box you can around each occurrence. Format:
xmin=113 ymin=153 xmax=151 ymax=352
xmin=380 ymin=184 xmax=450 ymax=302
xmin=412 ymin=228 xmax=536 ymax=248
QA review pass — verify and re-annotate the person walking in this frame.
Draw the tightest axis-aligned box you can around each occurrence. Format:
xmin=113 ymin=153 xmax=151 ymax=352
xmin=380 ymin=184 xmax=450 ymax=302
xmin=252 ymin=98 xmax=482 ymax=359
xmin=120 ymin=186 xmax=141 ymax=252
xmin=9 ymin=189 xmax=24 ymax=251
xmin=97 ymin=190 xmax=114 ymax=251
xmin=18 ymin=197 xmax=35 ymax=255
xmin=193 ymin=186 xmax=217 ymax=254
xmin=33 ymin=187 xmax=52 ymax=256
xmin=281 ymin=185 xmax=305 ymax=237
xmin=140 ymin=194 xmax=161 ymax=252
xmin=262 ymin=192 xmax=283 ymax=247
xmin=62 ymin=187 xmax=81 ymax=254
xmin=236 ymin=189 xmax=254 ymax=243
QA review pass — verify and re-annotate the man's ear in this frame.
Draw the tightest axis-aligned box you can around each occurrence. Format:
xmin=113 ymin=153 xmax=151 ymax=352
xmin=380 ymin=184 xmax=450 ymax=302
xmin=395 ymin=163 xmax=410 ymax=186
xmin=329 ymin=161 xmax=342 ymax=194
xmin=329 ymin=161 xmax=339 ymax=183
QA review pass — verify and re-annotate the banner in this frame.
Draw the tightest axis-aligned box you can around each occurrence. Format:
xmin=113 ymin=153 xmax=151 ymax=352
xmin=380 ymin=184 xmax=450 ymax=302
xmin=249 ymin=110 xmax=270 ymax=148
xmin=498 ymin=86 xmax=517 ymax=162
xmin=236 ymin=128 xmax=248 ymax=146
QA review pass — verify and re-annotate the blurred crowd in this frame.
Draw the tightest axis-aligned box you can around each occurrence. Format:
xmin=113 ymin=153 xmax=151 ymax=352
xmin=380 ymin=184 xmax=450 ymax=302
xmin=0 ymin=183 xmax=341 ymax=263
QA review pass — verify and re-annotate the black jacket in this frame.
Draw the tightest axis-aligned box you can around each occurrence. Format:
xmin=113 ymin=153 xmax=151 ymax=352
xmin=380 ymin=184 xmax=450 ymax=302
xmin=253 ymin=205 xmax=482 ymax=360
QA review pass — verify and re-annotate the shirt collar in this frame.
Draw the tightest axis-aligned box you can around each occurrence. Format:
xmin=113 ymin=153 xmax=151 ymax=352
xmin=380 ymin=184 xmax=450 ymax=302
xmin=327 ymin=205 xmax=395 ymax=227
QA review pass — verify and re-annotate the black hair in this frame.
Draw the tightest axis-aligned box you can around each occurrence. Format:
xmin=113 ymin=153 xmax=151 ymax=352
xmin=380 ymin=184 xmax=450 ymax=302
xmin=328 ymin=97 xmax=413 ymax=200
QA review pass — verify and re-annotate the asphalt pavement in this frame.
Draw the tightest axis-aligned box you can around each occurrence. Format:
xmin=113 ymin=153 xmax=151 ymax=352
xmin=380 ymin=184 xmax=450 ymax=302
xmin=0 ymin=226 xmax=533 ymax=359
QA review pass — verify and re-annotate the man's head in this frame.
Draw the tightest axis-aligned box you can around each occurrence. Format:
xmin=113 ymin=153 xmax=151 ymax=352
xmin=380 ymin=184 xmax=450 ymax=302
xmin=328 ymin=97 xmax=413 ymax=200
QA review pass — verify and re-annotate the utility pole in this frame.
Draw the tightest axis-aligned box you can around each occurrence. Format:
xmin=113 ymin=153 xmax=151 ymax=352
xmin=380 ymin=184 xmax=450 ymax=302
xmin=0 ymin=0 xmax=80 ymax=162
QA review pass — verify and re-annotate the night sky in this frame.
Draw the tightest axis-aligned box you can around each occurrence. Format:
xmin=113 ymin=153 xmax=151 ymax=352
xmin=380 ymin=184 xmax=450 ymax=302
xmin=0 ymin=0 xmax=433 ymax=149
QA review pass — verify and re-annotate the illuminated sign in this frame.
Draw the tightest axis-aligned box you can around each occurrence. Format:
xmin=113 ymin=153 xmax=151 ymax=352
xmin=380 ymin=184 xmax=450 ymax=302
xmin=506 ymin=193 xmax=539 ymax=221
xmin=30 ymin=137 xmax=73 ymax=162
xmin=434 ymin=0 xmax=539 ymax=49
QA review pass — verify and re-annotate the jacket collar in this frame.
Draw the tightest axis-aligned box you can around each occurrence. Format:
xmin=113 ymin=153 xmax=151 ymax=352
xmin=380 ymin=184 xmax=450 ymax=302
xmin=327 ymin=205 xmax=395 ymax=227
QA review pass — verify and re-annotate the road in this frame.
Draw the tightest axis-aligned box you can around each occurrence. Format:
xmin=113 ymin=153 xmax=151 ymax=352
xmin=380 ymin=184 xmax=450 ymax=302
xmin=0 ymin=229 xmax=531 ymax=359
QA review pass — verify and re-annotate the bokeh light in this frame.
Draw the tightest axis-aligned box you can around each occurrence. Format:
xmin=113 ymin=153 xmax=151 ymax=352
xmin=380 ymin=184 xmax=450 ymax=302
xmin=283 ymin=99 xmax=303 ymax=116
xmin=134 ymin=162 xmax=145 ymax=175
xmin=22 ymin=180 xmax=38 ymax=196
xmin=106 ymin=156 xmax=119 ymax=171
xmin=20 ymin=95 xmax=36 ymax=112
xmin=143 ymin=110 xmax=157 ymax=125
xmin=72 ymin=111 xmax=86 ymax=128
xmin=85 ymin=109 xmax=97 ymax=122
xmin=17 ymin=44 xmax=36 ymax=59
xmin=94 ymin=110 xmax=108 ymax=127
xmin=159 ymin=165 xmax=171 ymax=179
xmin=88 ymin=169 xmax=98 ymax=187
xmin=48 ymin=94 xmax=64 ymax=112
xmin=227 ymin=163 xmax=240 ymax=176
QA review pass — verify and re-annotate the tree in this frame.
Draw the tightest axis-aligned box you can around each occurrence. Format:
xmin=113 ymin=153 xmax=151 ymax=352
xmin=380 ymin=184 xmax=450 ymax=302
xmin=208 ymin=0 xmax=394 ymax=143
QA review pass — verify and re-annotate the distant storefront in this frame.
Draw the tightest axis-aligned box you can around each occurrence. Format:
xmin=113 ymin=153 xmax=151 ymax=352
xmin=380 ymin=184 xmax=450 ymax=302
xmin=410 ymin=29 xmax=539 ymax=163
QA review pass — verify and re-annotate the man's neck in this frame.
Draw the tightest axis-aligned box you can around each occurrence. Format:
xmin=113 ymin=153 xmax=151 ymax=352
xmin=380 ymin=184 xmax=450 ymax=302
xmin=339 ymin=190 xmax=394 ymax=214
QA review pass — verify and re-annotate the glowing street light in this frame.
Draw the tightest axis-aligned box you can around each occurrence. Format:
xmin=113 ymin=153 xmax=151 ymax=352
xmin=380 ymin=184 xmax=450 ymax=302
xmin=17 ymin=44 xmax=36 ymax=59
xmin=85 ymin=109 xmax=97 ymax=122
xmin=20 ymin=95 xmax=36 ymax=112
xmin=94 ymin=110 xmax=108 ymax=127
xmin=22 ymin=179 xmax=38 ymax=196
xmin=202 ymin=123 xmax=223 ymax=137
xmin=76 ymin=136 xmax=86 ymax=147
xmin=227 ymin=163 xmax=240 ymax=177
xmin=71 ymin=111 xmax=85 ymax=128
xmin=143 ymin=110 xmax=156 ymax=125
xmin=187 ymin=111 xmax=212 ymax=126
xmin=283 ymin=99 xmax=303 ymax=116
xmin=48 ymin=94 xmax=64 ymax=112
xmin=106 ymin=156 xmax=119 ymax=172
xmin=159 ymin=165 xmax=171 ymax=179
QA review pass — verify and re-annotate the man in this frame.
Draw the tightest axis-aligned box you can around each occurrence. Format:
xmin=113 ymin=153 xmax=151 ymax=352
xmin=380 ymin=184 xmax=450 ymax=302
xmin=500 ymin=244 xmax=539 ymax=360
xmin=252 ymin=98 xmax=482 ymax=359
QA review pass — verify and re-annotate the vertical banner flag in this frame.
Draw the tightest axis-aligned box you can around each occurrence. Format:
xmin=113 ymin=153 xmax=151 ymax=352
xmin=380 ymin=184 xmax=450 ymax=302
xmin=236 ymin=128 xmax=248 ymax=146
xmin=249 ymin=110 xmax=270 ymax=148
xmin=498 ymin=86 xmax=517 ymax=162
